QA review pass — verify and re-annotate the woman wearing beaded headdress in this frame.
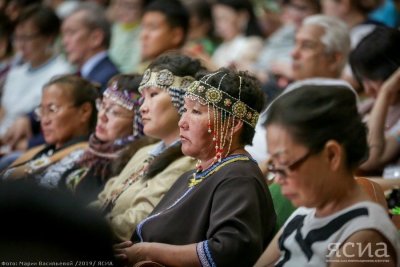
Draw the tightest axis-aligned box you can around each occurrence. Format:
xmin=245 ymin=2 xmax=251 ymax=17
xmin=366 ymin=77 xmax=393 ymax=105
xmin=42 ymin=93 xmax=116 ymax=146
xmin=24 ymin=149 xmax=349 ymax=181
xmin=56 ymin=74 xmax=150 ymax=205
xmin=115 ymin=68 xmax=276 ymax=267
xmin=90 ymin=53 xmax=203 ymax=241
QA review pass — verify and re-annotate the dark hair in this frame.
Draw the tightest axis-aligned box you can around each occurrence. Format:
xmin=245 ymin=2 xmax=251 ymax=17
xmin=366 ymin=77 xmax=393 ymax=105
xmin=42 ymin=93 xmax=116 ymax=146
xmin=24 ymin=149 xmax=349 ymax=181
xmin=350 ymin=0 xmax=383 ymax=14
xmin=283 ymin=0 xmax=321 ymax=13
xmin=185 ymin=0 xmax=215 ymax=38
xmin=205 ymin=68 xmax=265 ymax=145
xmin=148 ymin=51 xmax=204 ymax=77
xmin=107 ymin=73 xmax=142 ymax=95
xmin=0 ymin=180 xmax=115 ymax=262
xmin=70 ymin=2 xmax=111 ymax=48
xmin=16 ymin=4 xmax=60 ymax=38
xmin=8 ymin=0 xmax=41 ymax=7
xmin=350 ymin=26 xmax=400 ymax=83
xmin=0 ymin=11 xmax=13 ymax=57
xmin=214 ymin=0 xmax=263 ymax=37
xmin=144 ymin=0 xmax=189 ymax=46
xmin=265 ymin=84 xmax=368 ymax=170
xmin=44 ymin=75 xmax=100 ymax=132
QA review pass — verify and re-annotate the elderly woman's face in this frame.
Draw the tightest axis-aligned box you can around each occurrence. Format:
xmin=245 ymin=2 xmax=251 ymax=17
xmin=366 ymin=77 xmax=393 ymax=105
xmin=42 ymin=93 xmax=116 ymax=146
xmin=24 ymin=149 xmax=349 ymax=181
xmin=266 ymin=123 xmax=328 ymax=208
xmin=95 ymin=97 xmax=135 ymax=142
xmin=179 ymin=98 xmax=215 ymax=161
xmin=139 ymin=86 xmax=180 ymax=143
xmin=39 ymin=84 xmax=91 ymax=148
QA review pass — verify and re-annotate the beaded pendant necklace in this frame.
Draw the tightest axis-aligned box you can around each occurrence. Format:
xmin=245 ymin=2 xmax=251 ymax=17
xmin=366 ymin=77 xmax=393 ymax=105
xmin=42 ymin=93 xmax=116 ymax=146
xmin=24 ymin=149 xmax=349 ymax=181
xmin=188 ymin=154 xmax=250 ymax=187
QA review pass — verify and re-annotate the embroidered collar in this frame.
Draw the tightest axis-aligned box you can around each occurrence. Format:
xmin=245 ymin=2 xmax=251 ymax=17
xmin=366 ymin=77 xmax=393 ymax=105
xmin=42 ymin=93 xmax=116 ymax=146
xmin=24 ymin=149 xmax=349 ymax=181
xmin=188 ymin=154 xmax=251 ymax=187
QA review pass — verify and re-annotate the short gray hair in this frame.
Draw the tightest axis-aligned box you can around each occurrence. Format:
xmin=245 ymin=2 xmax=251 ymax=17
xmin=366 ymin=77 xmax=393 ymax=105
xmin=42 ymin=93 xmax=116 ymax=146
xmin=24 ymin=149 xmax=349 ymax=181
xmin=68 ymin=2 xmax=111 ymax=48
xmin=303 ymin=15 xmax=350 ymax=71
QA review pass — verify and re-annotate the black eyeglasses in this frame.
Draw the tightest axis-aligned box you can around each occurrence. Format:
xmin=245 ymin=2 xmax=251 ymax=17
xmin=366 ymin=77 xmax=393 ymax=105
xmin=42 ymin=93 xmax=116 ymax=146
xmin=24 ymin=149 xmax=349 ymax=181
xmin=267 ymin=151 xmax=312 ymax=181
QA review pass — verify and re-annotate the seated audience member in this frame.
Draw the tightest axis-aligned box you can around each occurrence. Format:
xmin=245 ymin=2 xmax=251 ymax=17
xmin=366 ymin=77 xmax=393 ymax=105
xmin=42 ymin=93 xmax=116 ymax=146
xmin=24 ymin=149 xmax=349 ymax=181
xmin=247 ymin=14 xmax=351 ymax=164
xmin=91 ymin=53 xmax=202 ymax=241
xmin=1 ymin=75 xmax=98 ymax=185
xmin=109 ymin=0 xmax=151 ymax=73
xmin=350 ymin=27 xmax=400 ymax=174
xmin=59 ymin=74 xmax=150 ymax=205
xmin=115 ymin=68 xmax=276 ymax=267
xmin=254 ymin=79 xmax=400 ymax=267
xmin=210 ymin=0 xmax=263 ymax=71
xmin=62 ymin=2 xmax=119 ymax=92
xmin=252 ymin=0 xmax=321 ymax=84
xmin=0 ymin=1 xmax=119 ymax=154
xmin=137 ymin=0 xmax=189 ymax=73
xmin=264 ymin=14 xmax=350 ymax=102
xmin=358 ymin=68 xmax=400 ymax=176
xmin=290 ymin=15 xmax=350 ymax=81
xmin=183 ymin=0 xmax=217 ymax=57
xmin=322 ymin=0 xmax=385 ymax=89
xmin=0 ymin=4 xmax=72 ymax=137
xmin=0 ymin=179 xmax=115 ymax=263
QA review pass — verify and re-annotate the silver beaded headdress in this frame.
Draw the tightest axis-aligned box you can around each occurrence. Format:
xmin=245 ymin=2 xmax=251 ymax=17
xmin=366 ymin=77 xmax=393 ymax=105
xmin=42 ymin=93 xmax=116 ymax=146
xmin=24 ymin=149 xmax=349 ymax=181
xmin=103 ymin=81 xmax=141 ymax=110
xmin=185 ymin=71 xmax=260 ymax=161
xmin=103 ymin=80 xmax=143 ymax=138
xmin=139 ymin=69 xmax=195 ymax=115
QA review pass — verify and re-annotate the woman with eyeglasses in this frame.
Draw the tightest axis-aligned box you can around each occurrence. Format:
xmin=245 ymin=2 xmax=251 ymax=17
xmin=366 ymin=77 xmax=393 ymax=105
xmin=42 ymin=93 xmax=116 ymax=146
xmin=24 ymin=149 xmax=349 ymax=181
xmin=1 ymin=74 xmax=97 ymax=183
xmin=58 ymin=74 xmax=155 ymax=204
xmin=254 ymin=79 xmax=400 ymax=267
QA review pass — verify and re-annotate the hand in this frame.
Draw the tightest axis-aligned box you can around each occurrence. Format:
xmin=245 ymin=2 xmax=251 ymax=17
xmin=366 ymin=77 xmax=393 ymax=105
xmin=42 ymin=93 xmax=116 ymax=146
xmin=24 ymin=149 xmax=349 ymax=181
xmin=2 ymin=116 xmax=32 ymax=149
xmin=380 ymin=68 xmax=400 ymax=104
xmin=114 ymin=242 xmax=150 ymax=266
xmin=114 ymin=241 xmax=133 ymax=264
xmin=261 ymin=157 xmax=276 ymax=185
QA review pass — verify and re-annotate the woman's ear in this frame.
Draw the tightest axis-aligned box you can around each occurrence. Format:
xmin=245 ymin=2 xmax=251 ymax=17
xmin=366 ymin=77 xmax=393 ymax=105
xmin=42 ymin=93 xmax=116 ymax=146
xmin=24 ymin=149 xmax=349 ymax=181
xmin=79 ymin=102 xmax=93 ymax=124
xmin=324 ymin=140 xmax=343 ymax=171
xmin=232 ymin=118 xmax=243 ymax=135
